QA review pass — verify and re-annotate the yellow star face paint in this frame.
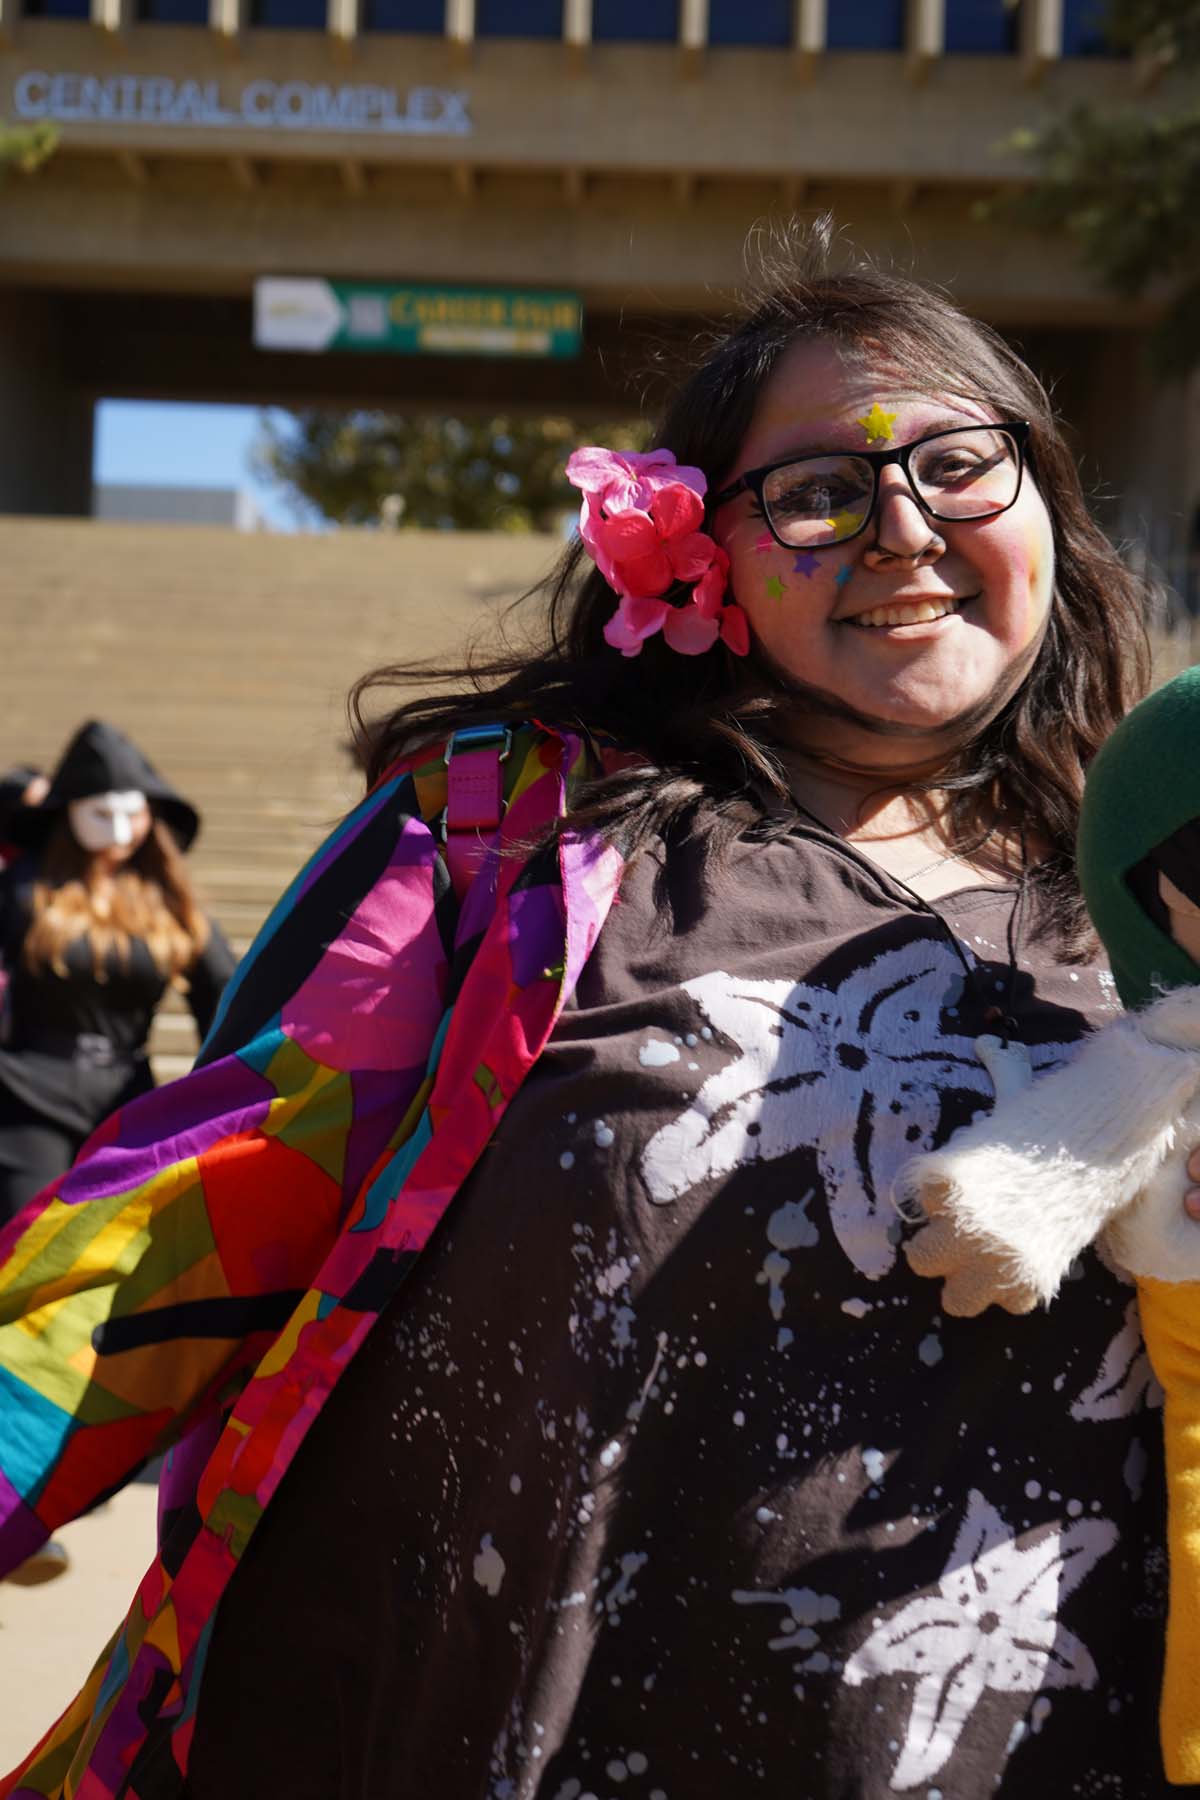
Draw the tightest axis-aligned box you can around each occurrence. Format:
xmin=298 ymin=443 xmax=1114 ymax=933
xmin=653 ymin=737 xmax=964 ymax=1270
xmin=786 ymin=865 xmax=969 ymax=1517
xmin=857 ymin=403 xmax=897 ymax=446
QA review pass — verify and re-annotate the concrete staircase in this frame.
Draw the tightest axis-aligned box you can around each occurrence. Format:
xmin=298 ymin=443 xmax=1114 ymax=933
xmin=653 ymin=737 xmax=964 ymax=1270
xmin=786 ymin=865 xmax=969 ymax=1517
xmin=0 ymin=518 xmax=559 ymax=1080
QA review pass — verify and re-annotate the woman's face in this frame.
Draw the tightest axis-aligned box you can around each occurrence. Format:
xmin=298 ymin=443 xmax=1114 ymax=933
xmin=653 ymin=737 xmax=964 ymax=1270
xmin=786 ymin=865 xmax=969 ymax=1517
xmin=711 ymin=339 xmax=1056 ymax=770
xmin=68 ymin=790 xmax=152 ymax=865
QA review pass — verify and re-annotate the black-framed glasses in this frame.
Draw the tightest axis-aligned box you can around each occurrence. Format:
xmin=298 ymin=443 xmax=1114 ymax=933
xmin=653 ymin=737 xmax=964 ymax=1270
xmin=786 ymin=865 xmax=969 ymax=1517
xmin=713 ymin=421 xmax=1031 ymax=552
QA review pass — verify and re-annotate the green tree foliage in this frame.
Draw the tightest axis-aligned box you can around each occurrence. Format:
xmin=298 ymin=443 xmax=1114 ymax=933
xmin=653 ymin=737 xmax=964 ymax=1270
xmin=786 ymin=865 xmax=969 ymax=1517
xmin=0 ymin=118 xmax=58 ymax=178
xmin=1106 ymin=0 xmax=1200 ymax=61
xmin=255 ymin=410 xmax=645 ymax=532
xmin=1006 ymin=0 xmax=1200 ymax=372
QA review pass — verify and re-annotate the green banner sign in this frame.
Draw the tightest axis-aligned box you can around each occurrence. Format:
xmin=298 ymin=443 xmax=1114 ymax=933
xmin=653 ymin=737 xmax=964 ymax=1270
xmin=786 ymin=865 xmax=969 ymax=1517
xmin=255 ymin=277 xmax=582 ymax=360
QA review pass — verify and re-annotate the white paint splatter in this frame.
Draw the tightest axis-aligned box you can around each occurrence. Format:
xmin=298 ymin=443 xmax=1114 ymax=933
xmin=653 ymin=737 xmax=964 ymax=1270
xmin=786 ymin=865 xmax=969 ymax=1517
xmin=603 ymin=1551 xmax=648 ymax=1617
xmin=639 ymin=1039 xmax=680 ymax=1067
xmin=768 ymin=1193 xmax=820 ymax=1252
xmin=862 ymin=1447 xmax=886 ymax=1485
xmin=757 ymin=1194 xmax=819 ymax=1323
xmin=611 ymin=1305 xmax=636 ymax=1350
xmin=559 ymin=1151 xmax=575 ymax=1171
xmin=733 ymin=1583 xmax=841 ymax=1653
xmin=842 ymin=1297 xmax=871 ymax=1319
xmin=597 ymin=1257 xmax=633 ymax=1297
xmin=760 ymin=1250 xmax=792 ymax=1322
xmin=473 ymin=1533 xmax=506 ymax=1596
xmin=917 ymin=1332 xmax=943 ymax=1367
xmin=594 ymin=1121 xmax=615 ymax=1148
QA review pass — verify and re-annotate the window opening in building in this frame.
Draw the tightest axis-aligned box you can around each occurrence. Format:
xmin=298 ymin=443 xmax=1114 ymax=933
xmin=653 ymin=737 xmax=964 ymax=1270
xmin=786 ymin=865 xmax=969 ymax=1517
xmin=825 ymin=0 xmax=904 ymax=49
xmin=364 ymin=0 xmax=443 ymax=27
xmin=945 ymin=0 xmax=1017 ymax=52
xmin=137 ymin=0 xmax=208 ymax=22
xmin=709 ymin=0 xmax=790 ymax=45
xmin=594 ymin=0 xmax=677 ymax=42
xmin=22 ymin=0 xmax=90 ymax=18
xmin=478 ymin=0 xmax=562 ymax=31
xmin=1063 ymin=0 xmax=1110 ymax=53
xmin=251 ymin=0 xmax=327 ymax=27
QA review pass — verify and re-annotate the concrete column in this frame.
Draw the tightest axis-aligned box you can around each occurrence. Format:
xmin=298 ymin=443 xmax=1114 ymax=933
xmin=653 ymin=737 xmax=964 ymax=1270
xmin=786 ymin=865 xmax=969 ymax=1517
xmin=328 ymin=0 xmax=361 ymax=42
xmin=446 ymin=0 xmax=474 ymax=46
xmin=210 ymin=0 xmax=247 ymax=40
xmin=1022 ymin=0 xmax=1062 ymax=71
xmin=907 ymin=0 xmax=943 ymax=66
xmin=91 ymin=0 xmax=134 ymax=33
xmin=679 ymin=0 xmax=707 ymax=51
xmin=794 ymin=0 xmax=825 ymax=52
xmin=0 ymin=292 xmax=94 ymax=518
xmin=563 ymin=0 xmax=591 ymax=46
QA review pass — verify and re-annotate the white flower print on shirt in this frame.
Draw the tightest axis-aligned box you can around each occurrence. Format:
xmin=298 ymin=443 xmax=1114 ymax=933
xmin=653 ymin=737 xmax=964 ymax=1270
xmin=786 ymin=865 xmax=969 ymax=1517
xmin=842 ymin=1488 xmax=1117 ymax=1790
xmin=640 ymin=948 xmax=1076 ymax=1279
xmin=1070 ymin=1296 xmax=1163 ymax=1422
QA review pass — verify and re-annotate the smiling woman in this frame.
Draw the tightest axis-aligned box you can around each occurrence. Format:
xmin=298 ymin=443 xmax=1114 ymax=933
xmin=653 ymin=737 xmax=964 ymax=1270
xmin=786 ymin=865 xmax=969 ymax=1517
xmin=0 ymin=227 xmax=1174 ymax=1800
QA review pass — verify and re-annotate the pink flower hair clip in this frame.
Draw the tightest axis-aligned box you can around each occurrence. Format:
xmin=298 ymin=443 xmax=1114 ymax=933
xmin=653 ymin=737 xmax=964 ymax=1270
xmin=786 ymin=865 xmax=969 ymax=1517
xmin=565 ymin=446 xmax=750 ymax=659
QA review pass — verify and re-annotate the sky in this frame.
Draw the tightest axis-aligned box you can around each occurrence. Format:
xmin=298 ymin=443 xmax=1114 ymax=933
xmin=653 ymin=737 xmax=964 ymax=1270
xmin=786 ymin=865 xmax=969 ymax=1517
xmin=93 ymin=401 xmax=300 ymax=530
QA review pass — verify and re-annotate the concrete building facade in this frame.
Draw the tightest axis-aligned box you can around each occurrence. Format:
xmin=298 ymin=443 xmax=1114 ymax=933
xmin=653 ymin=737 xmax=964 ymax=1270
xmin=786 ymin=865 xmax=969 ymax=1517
xmin=93 ymin=479 xmax=268 ymax=523
xmin=0 ymin=0 xmax=1194 ymax=578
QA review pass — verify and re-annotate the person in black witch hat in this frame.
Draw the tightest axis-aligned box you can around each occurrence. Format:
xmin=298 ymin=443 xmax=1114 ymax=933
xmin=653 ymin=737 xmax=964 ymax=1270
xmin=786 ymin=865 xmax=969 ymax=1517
xmin=0 ymin=720 xmax=236 ymax=1227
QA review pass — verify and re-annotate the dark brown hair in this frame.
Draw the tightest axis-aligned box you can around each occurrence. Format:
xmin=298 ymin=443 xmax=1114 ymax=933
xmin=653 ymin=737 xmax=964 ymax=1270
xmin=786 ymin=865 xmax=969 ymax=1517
xmin=353 ymin=224 xmax=1151 ymax=953
xmin=25 ymin=815 xmax=210 ymax=983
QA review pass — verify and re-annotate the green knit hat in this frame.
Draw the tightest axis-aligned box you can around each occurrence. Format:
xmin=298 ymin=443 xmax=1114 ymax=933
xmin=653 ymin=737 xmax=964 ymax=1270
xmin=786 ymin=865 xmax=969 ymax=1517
xmin=1077 ymin=663 xmax=1200 ymax=1011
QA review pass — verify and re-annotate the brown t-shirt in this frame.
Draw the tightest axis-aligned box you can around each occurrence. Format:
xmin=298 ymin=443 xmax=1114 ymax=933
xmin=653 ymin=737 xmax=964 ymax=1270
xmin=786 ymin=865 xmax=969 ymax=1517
xmin=189 ymin=826 xmax=1176 ymax=1799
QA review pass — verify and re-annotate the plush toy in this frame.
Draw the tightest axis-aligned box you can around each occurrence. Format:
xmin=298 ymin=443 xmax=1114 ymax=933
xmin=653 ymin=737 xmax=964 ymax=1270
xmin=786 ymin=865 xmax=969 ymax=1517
xmin=897 ymin=663 xmax=1200 ymax=1785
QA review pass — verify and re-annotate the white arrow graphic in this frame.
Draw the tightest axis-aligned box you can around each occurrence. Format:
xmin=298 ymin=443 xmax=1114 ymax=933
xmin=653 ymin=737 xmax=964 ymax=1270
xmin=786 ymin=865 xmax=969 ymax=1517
xmin=254 ymin=278 xmax=345 ymax=353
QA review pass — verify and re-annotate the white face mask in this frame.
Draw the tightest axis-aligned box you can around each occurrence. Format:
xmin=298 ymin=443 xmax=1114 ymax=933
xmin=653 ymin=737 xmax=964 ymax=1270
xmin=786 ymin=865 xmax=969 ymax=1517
xmin=68 ymin=791 xmax=149 ymax=855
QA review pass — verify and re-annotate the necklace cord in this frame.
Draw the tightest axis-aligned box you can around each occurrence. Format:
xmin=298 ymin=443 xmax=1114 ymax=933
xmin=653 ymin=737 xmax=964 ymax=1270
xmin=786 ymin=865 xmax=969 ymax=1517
xmin=789 ymin=798 xmax=1028 ymax=1044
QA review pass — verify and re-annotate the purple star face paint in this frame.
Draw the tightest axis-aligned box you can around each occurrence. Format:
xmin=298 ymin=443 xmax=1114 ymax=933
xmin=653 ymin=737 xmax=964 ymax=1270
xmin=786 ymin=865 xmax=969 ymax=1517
xmin=793 ymin=551 xmax=820 ymax=579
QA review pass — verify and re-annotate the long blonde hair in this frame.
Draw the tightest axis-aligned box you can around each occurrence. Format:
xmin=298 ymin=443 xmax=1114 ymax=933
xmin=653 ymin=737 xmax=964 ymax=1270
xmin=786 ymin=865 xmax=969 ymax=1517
xmin=23 ymin=816 xmax=209 ymax=983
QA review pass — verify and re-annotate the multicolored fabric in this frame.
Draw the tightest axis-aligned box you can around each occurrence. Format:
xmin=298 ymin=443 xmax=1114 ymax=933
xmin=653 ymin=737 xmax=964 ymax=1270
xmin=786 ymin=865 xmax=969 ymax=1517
xmin=0 ymin=724 xmax=624 ymax=1800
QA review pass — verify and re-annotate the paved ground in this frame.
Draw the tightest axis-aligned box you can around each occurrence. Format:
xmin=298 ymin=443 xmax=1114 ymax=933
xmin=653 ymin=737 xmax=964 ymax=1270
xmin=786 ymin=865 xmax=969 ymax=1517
xmin=0 ymin=1483 xmax=158 ymax=1778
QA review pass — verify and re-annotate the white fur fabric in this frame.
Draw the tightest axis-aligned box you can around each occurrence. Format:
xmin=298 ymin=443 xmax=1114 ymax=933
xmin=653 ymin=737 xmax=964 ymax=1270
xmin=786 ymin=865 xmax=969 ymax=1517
xmin=895 ymin=987 xmax=1200 ymax=1302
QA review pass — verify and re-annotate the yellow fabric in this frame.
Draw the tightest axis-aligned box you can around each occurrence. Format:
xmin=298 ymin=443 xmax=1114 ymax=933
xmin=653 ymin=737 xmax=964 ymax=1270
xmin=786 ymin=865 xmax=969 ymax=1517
xmin=1137 ymin=1276 xmax=1200 ymax=1784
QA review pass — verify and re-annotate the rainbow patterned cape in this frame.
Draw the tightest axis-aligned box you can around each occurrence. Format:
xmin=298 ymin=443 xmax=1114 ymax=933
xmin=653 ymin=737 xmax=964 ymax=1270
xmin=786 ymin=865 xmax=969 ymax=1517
xmin=0 ymin=725 xmax=624 ymax=1800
